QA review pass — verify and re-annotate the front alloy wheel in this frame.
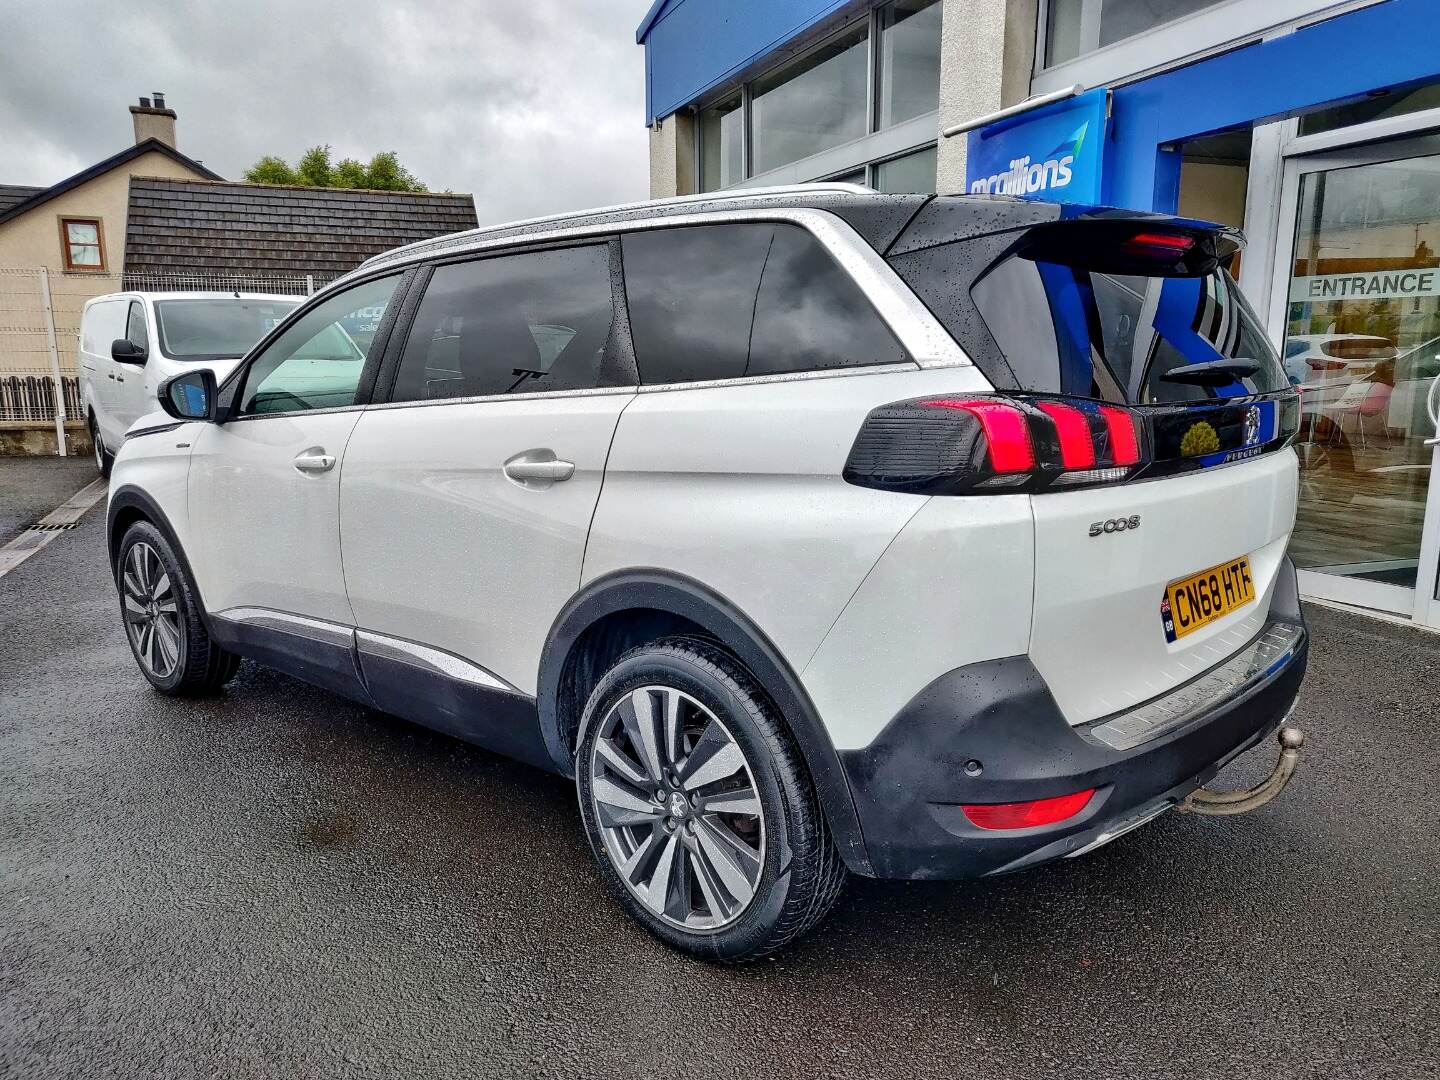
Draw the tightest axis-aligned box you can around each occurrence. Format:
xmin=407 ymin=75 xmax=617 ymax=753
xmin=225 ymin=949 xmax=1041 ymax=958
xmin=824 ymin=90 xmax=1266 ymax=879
xmin=121 ymin=540 xmax=183 ymax=680
xmin=589 ymin=684 xmax=765 ymax=931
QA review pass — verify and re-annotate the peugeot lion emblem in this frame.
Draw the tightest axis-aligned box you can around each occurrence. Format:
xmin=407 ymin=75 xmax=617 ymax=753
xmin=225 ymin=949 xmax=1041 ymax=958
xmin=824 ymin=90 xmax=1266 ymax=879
xmin=1243 ymin=406 xmax=1261 ymax=447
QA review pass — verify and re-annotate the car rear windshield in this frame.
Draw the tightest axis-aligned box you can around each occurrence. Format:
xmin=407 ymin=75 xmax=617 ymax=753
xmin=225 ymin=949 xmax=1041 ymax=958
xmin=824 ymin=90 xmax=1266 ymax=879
xmin=892 ymin=226 xmax=1290 ymax=405
xmin=154 ymin=299 xmax=298 ymax=361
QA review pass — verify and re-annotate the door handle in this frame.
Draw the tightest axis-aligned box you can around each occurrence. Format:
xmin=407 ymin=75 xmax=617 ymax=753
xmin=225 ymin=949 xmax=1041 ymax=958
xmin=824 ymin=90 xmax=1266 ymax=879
xmin=503 ymin=450 xmax=575 ymax=486
xmin=293 ymin=451 xmax=337 ymax=473
xmin=505 ymin=459 xmax=575 ymax=482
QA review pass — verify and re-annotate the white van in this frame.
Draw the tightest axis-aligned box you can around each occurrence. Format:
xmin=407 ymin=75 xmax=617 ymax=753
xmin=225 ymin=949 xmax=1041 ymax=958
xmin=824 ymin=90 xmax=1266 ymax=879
xmin=79 ymin=292 xmax=299 ymax=474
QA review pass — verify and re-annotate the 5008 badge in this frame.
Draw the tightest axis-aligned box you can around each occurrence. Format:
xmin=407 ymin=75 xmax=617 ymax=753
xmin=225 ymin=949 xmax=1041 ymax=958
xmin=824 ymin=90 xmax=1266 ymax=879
xmin=1089 ymin=515 xmax=1140 ymax=537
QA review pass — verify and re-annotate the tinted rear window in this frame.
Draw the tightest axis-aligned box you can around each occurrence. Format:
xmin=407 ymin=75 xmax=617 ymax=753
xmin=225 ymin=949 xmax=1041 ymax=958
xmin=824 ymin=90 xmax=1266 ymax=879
xmin=622 ymin=223 xmax=905 ymax=384
xmin=896 ymin=235 xmax=1289 ymax=404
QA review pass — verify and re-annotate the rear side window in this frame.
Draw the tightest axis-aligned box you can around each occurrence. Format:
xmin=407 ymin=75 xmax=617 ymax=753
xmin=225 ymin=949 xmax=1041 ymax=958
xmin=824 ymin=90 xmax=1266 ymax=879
xmin=81 ymin=300 xmax=128 ymax=355
xmin=894 ymin=230 xmax=1288 ymax=404
xmin=622 ymin=223 xmax=905 ymax=384
xmin=392 ymin=244 xmax=616 ymax=402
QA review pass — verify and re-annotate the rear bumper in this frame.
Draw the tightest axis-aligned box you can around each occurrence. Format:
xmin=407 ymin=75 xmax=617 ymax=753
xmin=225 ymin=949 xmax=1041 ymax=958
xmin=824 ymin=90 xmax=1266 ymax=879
xmin=838 ymin=558 xmax=1308 ymax=880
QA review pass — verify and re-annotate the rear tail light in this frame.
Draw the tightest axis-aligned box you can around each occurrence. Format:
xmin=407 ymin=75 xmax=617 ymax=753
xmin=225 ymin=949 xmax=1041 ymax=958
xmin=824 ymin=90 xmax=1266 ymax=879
xmin=844 ymin=391 xmax=1300 ymax=496
xmin=962 ymin=789 xmax=1096 ymax=830
xmin=843 ymin=394 xmax=1145 ymax=496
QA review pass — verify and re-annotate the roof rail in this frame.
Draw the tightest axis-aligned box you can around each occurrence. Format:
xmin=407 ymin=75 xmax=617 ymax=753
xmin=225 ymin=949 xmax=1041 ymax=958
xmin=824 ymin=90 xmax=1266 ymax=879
xmin=357 ymin=182 xmax=874 ymax=271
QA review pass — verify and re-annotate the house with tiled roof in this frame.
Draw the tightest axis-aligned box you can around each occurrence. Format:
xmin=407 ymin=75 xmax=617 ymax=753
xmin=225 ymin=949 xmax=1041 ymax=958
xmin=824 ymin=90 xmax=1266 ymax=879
xmin=1 ymin=95 xmax=477 ymax=454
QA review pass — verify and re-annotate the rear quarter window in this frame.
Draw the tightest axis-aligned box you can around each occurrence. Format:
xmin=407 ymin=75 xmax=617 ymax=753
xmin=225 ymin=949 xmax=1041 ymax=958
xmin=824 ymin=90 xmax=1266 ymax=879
xmin=622 ymin=222 xmax=906 ymax=384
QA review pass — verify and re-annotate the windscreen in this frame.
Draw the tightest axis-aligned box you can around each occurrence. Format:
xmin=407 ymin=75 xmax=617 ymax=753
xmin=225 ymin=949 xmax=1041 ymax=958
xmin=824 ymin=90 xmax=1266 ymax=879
xmin=896 ymin=227 xmax=1290 ymax=405
xmin=154 ymin=299 xmax=298 ymax=361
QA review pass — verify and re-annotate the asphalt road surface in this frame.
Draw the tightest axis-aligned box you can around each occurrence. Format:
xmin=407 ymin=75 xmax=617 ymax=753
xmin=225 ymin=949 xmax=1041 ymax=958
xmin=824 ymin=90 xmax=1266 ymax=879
xmin=1 ymin=492 xmax=1437 ymax=1079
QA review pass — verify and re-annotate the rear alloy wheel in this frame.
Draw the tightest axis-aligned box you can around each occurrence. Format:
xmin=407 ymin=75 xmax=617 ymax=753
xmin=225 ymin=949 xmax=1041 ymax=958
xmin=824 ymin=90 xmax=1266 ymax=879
xmin=116 ymin=521 xmax=240 ymax=696
xmin=576 ymin=637 xmax=846 ymax=961
xmin=591 ymin=684 xmax=765 ymax=931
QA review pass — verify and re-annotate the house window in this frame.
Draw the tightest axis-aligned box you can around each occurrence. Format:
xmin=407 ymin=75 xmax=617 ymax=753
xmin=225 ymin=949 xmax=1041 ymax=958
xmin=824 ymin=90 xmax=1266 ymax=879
xmin=60 ymin=218 xmax=106 ymax=271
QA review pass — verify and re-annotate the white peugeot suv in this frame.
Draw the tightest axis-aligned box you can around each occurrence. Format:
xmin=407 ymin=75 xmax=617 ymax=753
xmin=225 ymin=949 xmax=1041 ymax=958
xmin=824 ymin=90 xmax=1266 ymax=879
xmin=106 ymin=186 xmax=1308 ymax=961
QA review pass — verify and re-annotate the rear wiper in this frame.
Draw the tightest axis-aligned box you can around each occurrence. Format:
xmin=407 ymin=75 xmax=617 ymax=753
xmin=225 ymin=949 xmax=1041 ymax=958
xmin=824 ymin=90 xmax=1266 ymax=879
xmin=1159 ymin=358 xmax=1262 ymax=386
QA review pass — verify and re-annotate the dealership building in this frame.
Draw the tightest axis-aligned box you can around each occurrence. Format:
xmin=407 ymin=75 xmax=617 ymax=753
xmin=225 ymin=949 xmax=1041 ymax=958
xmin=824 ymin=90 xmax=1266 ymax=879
xmin=636 ymin=0 xmax=1440 ymax=630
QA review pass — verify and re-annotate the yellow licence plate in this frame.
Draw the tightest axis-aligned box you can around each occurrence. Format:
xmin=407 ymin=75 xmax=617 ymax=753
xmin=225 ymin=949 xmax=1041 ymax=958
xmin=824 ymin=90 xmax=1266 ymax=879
xmin=1161 ymin=556 xmax=1254 ymax=643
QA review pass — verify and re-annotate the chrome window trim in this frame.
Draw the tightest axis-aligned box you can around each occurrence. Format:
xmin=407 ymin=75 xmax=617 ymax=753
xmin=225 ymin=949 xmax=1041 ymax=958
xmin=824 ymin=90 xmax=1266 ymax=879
xmin=225 ymin=402 xmax=368 ymax=423
xmin=637 ymin=361 xmax=917 ymax=394
xmin=214 ymin=607 xmax=355 ymax=649
xmin=355 ymin=630 xmax=518 ymax=694
xmin=366 ymin=384 xmax=637 ymax=412
xmin=348 ymin=208 xmax=968 ymax=375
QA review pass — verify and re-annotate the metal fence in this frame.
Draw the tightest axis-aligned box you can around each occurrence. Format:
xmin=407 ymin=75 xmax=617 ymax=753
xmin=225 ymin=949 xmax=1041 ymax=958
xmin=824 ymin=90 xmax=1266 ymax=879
xmin=0 ymin=267 xmax=330 ymax=453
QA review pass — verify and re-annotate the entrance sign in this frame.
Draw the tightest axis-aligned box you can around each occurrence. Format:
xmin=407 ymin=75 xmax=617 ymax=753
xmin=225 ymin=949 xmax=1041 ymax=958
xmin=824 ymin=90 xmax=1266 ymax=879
xmin=966 ymin=88 xmax=1109 ymax=204
xmin=1289 ymin=268 xmax=1440 ymax=302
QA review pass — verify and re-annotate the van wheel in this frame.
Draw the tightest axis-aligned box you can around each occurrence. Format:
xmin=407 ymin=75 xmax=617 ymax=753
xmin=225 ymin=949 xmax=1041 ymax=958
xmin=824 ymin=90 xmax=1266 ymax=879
xmin=90 ymin=413 xmax=113 ymax=478
xmin=576 ymin=636 xmax=846 ymax=962
xmin=116 ymin=521 xmax=240 ymax=696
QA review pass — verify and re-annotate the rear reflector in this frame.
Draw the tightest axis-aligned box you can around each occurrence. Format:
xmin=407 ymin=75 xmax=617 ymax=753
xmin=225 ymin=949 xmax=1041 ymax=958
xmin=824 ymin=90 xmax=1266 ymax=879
xmin=962 ymin=789 xmax=1095 ymax=830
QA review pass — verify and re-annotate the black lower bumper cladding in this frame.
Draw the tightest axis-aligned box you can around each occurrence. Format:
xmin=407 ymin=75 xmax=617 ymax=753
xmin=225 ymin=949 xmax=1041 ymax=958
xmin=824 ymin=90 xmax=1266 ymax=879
xmin=839 ymin=559 xmax=1308 ymax=880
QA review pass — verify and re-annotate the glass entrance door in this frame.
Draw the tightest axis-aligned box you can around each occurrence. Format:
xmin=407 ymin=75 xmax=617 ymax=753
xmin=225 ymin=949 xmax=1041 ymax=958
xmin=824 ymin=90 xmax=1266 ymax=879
xmin=1272 ymin=135 xmax=1440 ymax=621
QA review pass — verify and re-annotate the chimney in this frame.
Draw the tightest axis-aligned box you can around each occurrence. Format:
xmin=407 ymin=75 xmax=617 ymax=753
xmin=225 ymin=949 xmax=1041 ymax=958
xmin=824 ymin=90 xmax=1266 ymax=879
xmin=130 ymin=92 xmax=177 ymax=148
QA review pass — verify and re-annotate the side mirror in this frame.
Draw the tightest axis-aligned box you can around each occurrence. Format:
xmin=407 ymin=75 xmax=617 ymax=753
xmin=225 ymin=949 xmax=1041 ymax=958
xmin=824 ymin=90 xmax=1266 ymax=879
xmin=111 ymin=338 xmax=148 ymax=365
xmin=159 ymin=369 xmax=217 ymax=422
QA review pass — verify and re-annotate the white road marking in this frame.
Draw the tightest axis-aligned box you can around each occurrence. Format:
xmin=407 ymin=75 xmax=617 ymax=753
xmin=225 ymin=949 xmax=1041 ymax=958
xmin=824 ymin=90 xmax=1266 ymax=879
xmin=0 ymin=478 xmax=108 ymax=579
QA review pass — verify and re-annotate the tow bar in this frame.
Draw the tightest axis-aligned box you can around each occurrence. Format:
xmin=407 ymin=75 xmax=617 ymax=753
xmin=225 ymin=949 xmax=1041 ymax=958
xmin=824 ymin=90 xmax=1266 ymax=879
xmin=1178 ymin=726 xmax=1304 ymax=816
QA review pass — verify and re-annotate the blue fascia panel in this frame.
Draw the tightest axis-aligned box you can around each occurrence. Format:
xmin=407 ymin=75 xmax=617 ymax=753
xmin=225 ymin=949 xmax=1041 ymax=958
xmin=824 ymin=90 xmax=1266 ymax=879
xmin=1106 ymin=0 xmax=1440 ymax=212
xmin=640 ymin=0 xmax=855 ymax=124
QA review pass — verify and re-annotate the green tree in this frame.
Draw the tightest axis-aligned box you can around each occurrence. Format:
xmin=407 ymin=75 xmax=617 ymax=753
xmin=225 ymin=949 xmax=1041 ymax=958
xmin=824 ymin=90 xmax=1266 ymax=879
xmin=243 ymin=155 xmax=297 ymax=185
xmin=242 ymin=145 xmax=427 ymax=192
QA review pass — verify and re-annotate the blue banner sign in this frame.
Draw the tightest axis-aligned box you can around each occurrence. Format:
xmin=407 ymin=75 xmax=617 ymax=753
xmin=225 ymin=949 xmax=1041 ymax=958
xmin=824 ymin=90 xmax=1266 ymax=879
xmin=966 ymin=88 xmax=1109 ymax=204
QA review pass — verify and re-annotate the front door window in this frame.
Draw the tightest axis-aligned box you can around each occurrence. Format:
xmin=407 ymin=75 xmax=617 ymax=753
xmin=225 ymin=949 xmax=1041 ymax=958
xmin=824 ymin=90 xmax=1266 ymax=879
xmin=1284 ymin=152 xmax=1440 ymax=597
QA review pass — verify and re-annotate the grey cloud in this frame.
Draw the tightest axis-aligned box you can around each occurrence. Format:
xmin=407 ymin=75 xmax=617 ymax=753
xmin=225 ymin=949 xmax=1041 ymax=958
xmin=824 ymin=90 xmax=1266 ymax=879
xmin=2 ymin=0 xmax=653 ymax=225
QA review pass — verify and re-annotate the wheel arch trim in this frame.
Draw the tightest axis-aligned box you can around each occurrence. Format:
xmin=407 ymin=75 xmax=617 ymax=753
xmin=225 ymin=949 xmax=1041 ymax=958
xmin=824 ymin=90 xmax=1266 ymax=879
xmin=537 ymin=568 xmax=872 ymax=874
xmin=106 ymin=485 xmax=212 ymax=629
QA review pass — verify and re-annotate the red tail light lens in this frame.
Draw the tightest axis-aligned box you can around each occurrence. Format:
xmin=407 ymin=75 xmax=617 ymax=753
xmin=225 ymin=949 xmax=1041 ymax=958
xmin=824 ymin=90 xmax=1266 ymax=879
xmin=922 ymin=398 xmax=1034 ymax=472
xmin=962 ymin=788 xmax=1095 ymax=830
xmin=1037 ymin=402 xmax=1096 ymax=469
xmin=1099 ymin=405 xmax=1141 ymax=466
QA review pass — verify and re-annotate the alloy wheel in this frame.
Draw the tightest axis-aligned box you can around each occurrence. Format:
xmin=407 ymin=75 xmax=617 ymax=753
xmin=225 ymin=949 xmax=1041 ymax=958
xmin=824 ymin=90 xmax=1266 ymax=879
xmin=91 ymin=421 xmax=104 ymax=470
xmin=589 ymin=685 xmax=765 ymax=932
xmin=121 ymin=541 xmax=182 ymax=679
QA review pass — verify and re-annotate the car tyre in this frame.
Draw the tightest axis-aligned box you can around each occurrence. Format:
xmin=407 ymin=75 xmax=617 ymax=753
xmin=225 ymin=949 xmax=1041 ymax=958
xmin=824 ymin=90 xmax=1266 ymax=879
xmin=576 ymin=636 xmax=846 ymax=962
xmin=90 ymin=412 xmax=113 ymax=478
xmin=116 ymin=521 xmax=240 ymax=696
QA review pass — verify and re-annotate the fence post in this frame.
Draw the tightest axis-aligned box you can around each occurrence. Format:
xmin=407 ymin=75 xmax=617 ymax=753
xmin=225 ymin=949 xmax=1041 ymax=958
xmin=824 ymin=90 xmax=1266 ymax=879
xmin=37 ymin=267 xmax=67 ymax=457
xmin=305 ymin=274 xmax=315 ymax=296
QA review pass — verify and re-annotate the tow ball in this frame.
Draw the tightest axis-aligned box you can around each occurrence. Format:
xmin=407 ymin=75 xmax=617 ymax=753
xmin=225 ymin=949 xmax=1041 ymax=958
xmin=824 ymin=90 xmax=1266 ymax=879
xmin=1178 ymin=726 xmax=1304 ymax=816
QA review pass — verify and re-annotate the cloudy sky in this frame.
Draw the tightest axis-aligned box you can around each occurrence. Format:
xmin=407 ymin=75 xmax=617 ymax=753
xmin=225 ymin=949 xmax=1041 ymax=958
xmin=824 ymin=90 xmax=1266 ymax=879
xmin=2 ymin=0 xmax=653 ymax=225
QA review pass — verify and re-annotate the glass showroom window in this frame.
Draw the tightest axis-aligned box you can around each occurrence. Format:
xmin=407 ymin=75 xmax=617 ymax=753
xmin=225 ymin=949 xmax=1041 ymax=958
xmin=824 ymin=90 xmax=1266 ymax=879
xmin=878 ymin=0 xmax=942 ymax=128
xmin=699 ymin=94 xmax=745 ymax=191
xmin=874 ymin=145 xmax=937 ymax=192
xmin=1045 ymin=0 xmax=1223 ymax=66
xmin=750 ymin=25 xmax=869 ymax=176
xmin=696 ymin=0 xmax=943 ymax=191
